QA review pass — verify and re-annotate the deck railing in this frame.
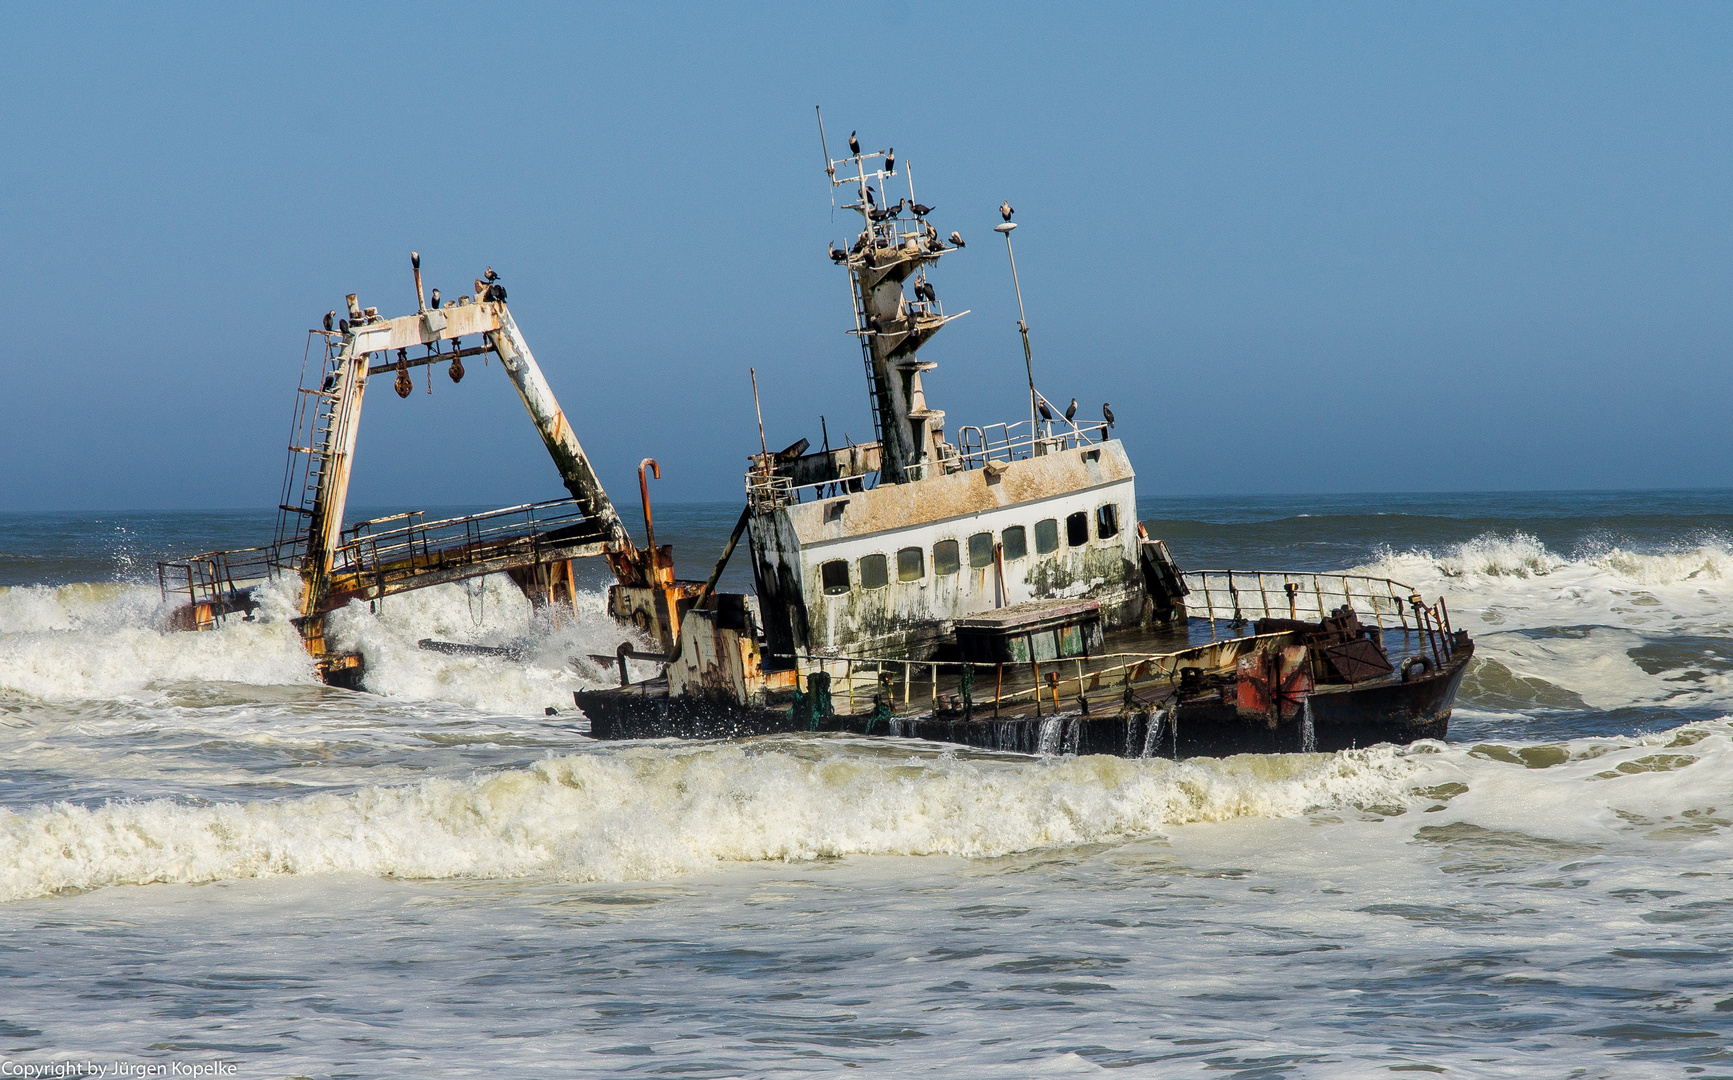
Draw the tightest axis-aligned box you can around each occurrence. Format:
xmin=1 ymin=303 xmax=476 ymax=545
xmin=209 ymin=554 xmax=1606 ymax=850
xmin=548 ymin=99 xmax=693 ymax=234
xmin=745 ymin=416 xmax=1117 ymax=511
xmin=331 ymin=497 xmax=604 ymax=580
xmin=1180 ymin=571 xmax=1420 ymax=629
xmin=156 ymin=544 xmax=281 ymax=611
xmin=772 ymin=633 xmax=1290 ymax=718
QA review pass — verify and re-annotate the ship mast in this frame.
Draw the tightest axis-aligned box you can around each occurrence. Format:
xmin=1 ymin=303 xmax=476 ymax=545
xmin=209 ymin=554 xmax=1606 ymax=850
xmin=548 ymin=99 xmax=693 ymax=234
xmin=822 ymin=120 xmax=968 ymax=485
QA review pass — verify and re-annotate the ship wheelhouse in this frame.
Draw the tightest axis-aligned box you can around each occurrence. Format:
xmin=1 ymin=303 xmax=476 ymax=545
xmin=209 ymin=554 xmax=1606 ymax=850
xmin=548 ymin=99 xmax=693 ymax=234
xmin=743 ymin=128 xmax=1150 ymax=666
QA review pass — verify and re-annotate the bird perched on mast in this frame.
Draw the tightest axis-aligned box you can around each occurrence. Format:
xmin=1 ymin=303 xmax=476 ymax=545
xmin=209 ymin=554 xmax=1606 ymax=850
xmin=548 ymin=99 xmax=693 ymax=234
xmin=911 ymin=202 xmax=934 ymax=217
xmin=1000 ymin=201 xmax=1014 ymax=221
xmin=429 ymin=288 xmax=440 ymax=309
xmin=1103 ymin=403 xmax=1116 ymax=429
xmin=949 ymin=231 xmax=966 ymax=248
xmin=849 ymin=130 xmax=861 ymax=156
xmin=885 ymin=147 xmax=895 ymax=174
xmin=323 ymin=310 xmax=335 ymax=332
xmin=829 ymin=243 xmax=847 ymax=262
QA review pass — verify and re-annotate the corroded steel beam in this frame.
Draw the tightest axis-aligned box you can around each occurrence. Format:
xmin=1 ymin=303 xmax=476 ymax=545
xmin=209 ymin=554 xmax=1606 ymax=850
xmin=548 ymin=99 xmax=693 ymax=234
xmin=486 ymin=305 xmax=633 ymax=554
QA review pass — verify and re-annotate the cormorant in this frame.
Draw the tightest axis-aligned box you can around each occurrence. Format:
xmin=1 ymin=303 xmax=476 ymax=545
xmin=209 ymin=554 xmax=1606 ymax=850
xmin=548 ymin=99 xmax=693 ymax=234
xmin=911 ymin=202 xmax=934 ymax=217
xmin=949 ymin=231 xmax=965 ymax=248
xmin=1038 ymin=396 xmax=1054 ymax=422
xmin=1000 ymin=201 xmax=1014 ymax=221
xmin=484 ymin=266 xmax=498 ymax=282
xmin=323 ymin=310 xmax=335 ymax=332
xmin=849 ymin=130 xmax=860 ymax=155
xmin=885 ymin=147 xmax=894 ymax=174
xmin=429 ymin=288 xmax=440 ymax=309
xmin=829 ymin=244 xmax=847 ymax=262
xmin=1103 ymin=403 xmax=1115 ymax=429
xmin=1065 ymin=398 xmax=1078 ymax=422
xmin=865 ymin=186 xmax=876 ymax=206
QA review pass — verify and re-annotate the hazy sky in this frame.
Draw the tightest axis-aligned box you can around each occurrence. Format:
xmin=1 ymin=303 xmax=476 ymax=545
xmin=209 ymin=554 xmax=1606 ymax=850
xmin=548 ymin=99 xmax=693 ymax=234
xmin=6 ymin=3 xmax=1733 ymax=510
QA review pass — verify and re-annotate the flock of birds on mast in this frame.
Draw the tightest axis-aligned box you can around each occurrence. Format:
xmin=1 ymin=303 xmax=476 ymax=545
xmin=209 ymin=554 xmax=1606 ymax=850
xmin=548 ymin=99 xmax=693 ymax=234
xmin=829 ymin=133 xmax=1117 ymax=437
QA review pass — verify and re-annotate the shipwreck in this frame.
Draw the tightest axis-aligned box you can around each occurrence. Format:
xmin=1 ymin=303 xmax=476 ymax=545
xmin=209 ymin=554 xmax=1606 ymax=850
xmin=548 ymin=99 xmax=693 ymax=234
xmin=155 ymin=125 xmax=1472 ymax=759
xmin=574 ymin=122 xmax=1474 ymax=756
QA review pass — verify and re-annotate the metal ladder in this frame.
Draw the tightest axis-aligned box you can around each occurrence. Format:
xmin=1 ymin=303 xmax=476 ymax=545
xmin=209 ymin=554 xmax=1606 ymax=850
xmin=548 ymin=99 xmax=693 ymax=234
xmin=272 ymin=338 xmax=347 ymax=571
xmin=848 ymin=269 xmax=882 ymax=444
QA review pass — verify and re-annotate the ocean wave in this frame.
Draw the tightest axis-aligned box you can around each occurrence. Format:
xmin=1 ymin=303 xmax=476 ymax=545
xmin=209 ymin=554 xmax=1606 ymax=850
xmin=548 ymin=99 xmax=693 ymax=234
xmin=0 ymin=575 xmax=630 ymax=714
xmin=6 ymin=721 xmax=1730 ymax=903
xmin=1358 ymin=530 xmax=1733 ymax=587
xmin=0 ymin=740 xmax=1427 ymax=902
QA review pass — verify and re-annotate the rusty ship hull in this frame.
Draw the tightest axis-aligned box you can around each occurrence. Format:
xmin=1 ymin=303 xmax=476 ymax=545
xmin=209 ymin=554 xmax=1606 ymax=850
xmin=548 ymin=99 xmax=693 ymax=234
xmin=576 ymin=644 xmax=1470 ymax=760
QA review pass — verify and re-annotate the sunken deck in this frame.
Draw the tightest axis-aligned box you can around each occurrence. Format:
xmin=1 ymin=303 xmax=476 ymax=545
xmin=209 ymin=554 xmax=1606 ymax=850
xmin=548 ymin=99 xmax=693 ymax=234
xmin=575 ymin=617 xmax=1472 ymax=759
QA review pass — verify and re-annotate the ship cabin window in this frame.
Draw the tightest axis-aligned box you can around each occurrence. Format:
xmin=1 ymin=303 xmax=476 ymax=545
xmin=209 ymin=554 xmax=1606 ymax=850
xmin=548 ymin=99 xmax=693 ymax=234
xmin=1096 ymin=503 xmax=1119 ymax=540
xmin=821 ymin=559 xmax=851 ymax=594
xmin=1066 ymin=511 xmax=1089 ymax=547
xmin=968 ymin=532 xmax=995 ymax=569
xmin=860 ymin=553 xmax=889 ymax=590
xmin=897 ymin=546 xmax=925 ymax=582
xmin=934 ymin=539 xmax=960 ymax=575
xmin=1002 ymin=525 xmax=1028 ymax=560
xmin=1035 ymin=518 xmax=1060 ymax=555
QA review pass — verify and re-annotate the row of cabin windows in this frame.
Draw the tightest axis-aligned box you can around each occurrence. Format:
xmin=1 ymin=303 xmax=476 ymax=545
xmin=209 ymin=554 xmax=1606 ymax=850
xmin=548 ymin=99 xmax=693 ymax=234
xmin=820 ymin=504 xmax=1120 ymax=594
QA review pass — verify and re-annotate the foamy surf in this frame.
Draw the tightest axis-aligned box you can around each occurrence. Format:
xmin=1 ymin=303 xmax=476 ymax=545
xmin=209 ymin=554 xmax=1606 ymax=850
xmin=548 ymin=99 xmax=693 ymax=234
xmin=1351 ymin=531 xmax=1733 ymax=710
xmin=7 ymin=722 xmax=1730 ymax=904
xmin=0 ymin=739 xmax=1431 ymax=902
xmin=0 ymin=574 xmax=636 ymax=714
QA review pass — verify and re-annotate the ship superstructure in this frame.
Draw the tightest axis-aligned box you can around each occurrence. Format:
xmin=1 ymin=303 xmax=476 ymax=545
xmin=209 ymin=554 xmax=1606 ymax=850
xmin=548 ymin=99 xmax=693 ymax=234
xmin=743 ymin=131 xmax=1158 ymax=664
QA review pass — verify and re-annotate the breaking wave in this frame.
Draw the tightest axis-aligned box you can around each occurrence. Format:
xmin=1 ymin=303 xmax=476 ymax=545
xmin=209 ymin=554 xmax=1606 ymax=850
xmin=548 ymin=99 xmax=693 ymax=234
xmin=0 ymin=740 xmax=1427 ymax=902
xmin=1358 ymin=530 xmax=1733 ymax=588
xmin=6 ymin=720 xmax=1732 ymax=903
xmin=0 ymin=575 xmax=638 ymax=714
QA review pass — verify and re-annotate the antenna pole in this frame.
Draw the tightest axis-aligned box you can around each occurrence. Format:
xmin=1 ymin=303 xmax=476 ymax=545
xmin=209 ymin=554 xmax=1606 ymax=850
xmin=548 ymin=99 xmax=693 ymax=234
xmin=751 ymin=367 xmax=769 ymax=457
xmin=815 ymin=106 xmax=834 ymax=177
xmin=1000 ymin=224 xmax=1039 ymax=443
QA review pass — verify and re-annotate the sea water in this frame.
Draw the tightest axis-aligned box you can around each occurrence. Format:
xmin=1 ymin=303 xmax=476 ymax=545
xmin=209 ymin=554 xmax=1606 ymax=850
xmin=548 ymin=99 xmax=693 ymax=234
xmin=3 ymin=492 xmax=1733 ymax=1077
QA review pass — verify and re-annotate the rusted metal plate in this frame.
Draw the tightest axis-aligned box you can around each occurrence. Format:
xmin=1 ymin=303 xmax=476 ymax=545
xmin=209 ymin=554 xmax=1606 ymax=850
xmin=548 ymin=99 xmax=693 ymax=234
xmin=346 ymin=300 xmax=502 ymax=353
xmin=1324 ymin=638 xmax=1395 ymax=682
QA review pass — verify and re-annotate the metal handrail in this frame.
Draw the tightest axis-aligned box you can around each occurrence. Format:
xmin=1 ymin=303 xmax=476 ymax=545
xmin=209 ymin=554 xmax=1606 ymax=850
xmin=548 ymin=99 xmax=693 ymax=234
xmin=956 ymin=418 xmax=1110 ymax=471
xmin=1180 ymin=571 xmax=1418 ymax=631
xmin=329 ymin=496 xmax=602 ymax=577
xmin=156 ymin=544 xmax=281 ymax=606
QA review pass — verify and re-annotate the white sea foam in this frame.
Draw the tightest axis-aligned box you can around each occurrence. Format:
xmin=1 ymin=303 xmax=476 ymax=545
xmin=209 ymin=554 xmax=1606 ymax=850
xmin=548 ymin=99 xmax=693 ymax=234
xmin=0 ymin=582 xmax=318 ymax=701
xmin=1351 ymin=532 xmax=1733 ymax=709
xmin=0 ymin=575 xmax=634 ymax=714
xmin=9 ymin=722 xmax=1730 ymax=904
xmin=0 ymin=739 xmax=1431 ymax=902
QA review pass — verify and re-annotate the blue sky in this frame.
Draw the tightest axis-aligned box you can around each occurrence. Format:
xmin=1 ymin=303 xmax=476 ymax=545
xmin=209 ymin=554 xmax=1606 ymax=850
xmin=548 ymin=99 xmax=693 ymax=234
xmin=5 ymin=3 xmax=1733 ymax=510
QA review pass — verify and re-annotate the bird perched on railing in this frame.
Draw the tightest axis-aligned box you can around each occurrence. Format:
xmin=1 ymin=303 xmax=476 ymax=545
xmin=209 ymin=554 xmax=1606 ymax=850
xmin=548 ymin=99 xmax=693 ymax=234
xmin=849 ymin=130 xmax=861 ymax=155
xmin=829 ymin=244 xmax=847 ymax=262
xmin=914 ymin=280 xmax=936 ymax=304
xmin=949 ymin=231 xmax=965 ymax=248
xmin=429 ymin=288 xmax=441 ymax=309
xmin=323 ymin=310 xmax=335 ymax=332
xmin=911 ymin=202 xmax=934 ymax=217
xmin=1103 ymin=403 xmax=1115 ymax=429
xmin=1065 ymin=398 xmax=1078 ymax=423
xmin=1000 ymin=201 xmax=1014 ymax=221
xmin=1038 ymin=396 xmax=1054 ymax=423
xmin=885 ymin=147 xmax=895 ymax=174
